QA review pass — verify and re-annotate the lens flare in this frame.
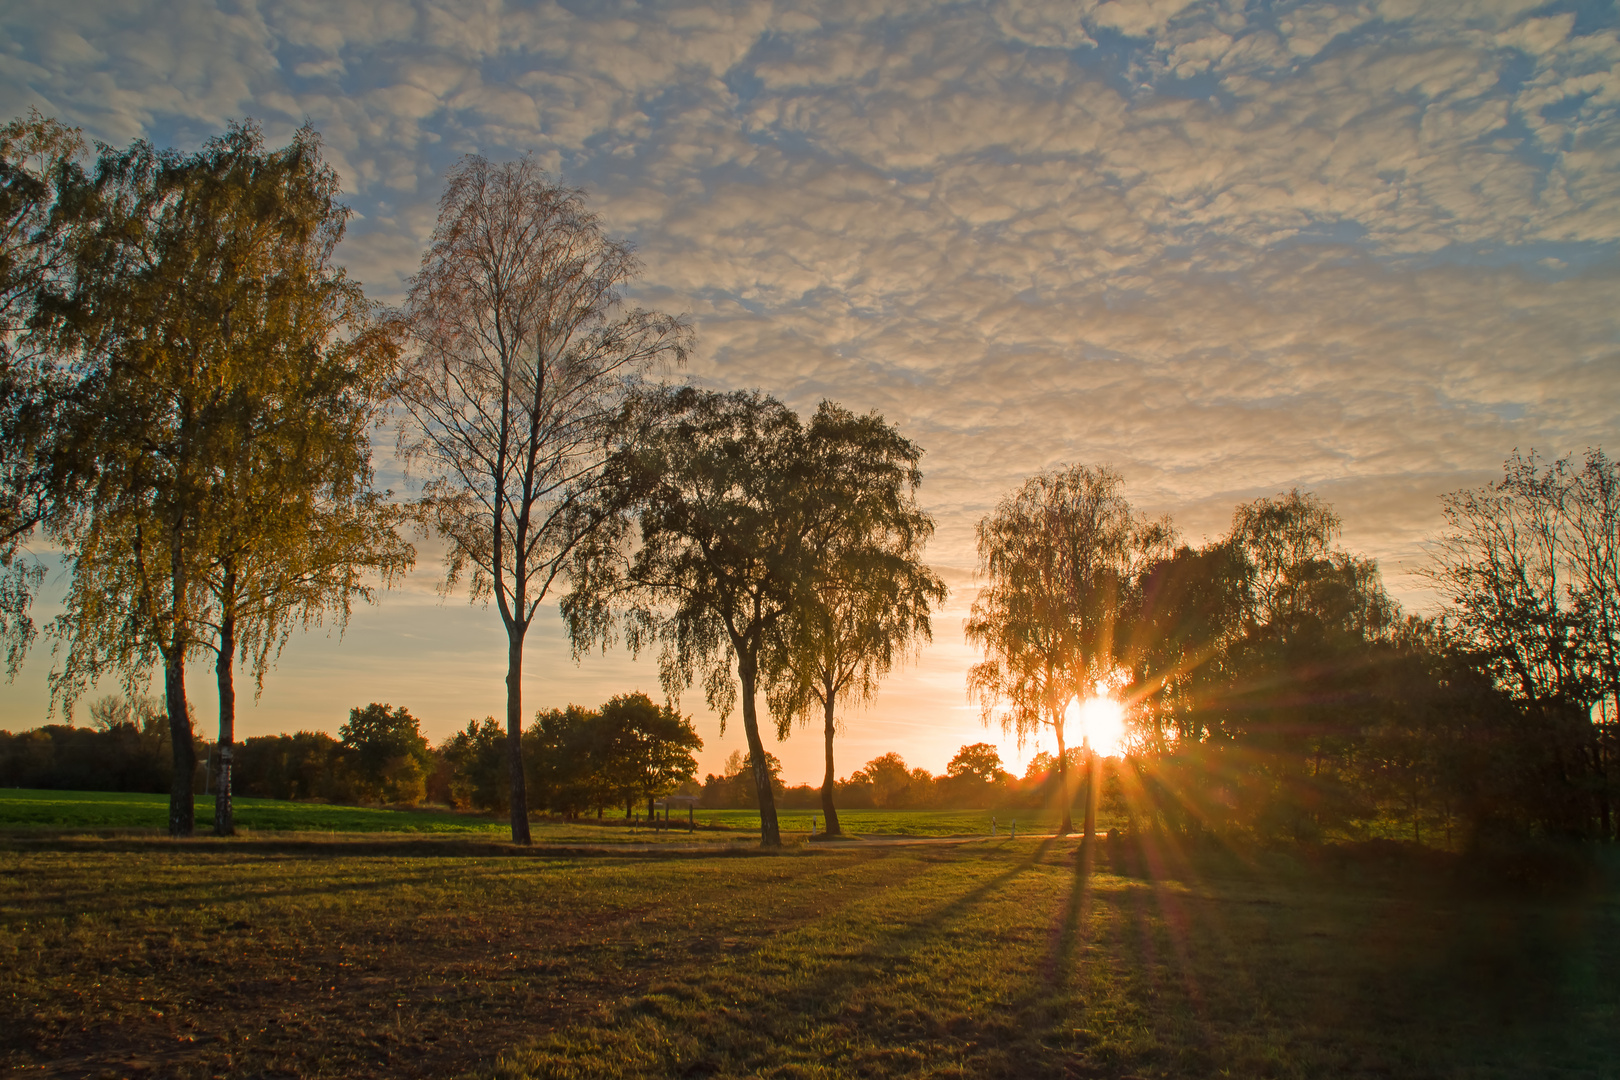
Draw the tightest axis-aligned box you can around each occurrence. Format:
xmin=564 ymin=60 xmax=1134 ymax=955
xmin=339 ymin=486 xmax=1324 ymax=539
xmin=1067 ymin=694 xmax=1128 ymax=758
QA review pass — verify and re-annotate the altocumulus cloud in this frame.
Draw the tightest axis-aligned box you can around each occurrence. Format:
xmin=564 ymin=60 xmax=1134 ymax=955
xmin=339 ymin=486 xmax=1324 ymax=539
xmin=3 ymin=0 xmax=1617 ymax=774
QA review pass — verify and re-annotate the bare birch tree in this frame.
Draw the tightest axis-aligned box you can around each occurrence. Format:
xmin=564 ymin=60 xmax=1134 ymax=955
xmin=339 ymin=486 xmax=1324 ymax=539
xmin=399 ymin=156 xmax=689 ymax=844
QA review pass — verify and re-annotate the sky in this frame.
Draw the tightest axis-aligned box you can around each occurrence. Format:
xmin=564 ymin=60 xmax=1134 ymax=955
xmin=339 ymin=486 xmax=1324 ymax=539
xmin=2 ymin=0 xmax=1617 ymax=784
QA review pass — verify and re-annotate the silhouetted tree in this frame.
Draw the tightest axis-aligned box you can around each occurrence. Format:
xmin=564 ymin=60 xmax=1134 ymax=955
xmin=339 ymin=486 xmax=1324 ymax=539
xmin=1427 ymin=450 xmax=1617 ymax=839
xmin=967 ymin=464 xmax=1166 ymax=836
xmin=566 ymin=388 xmax=820 ymax=847
xmin=946 ymin=742 xmax=1008 ymax=785
xmin=399 ymin=155 xmax=689 ymax=844
xmin=764 ymin=401 xmax=944 ymax=837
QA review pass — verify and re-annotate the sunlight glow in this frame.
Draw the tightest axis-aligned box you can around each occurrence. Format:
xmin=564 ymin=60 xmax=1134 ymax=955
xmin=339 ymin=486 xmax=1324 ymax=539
xmin=1068 ymin=695 xmax=1128 ymax=758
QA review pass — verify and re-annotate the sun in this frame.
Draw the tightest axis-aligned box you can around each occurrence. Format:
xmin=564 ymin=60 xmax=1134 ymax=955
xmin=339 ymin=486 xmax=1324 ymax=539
xmin=1066 ymin=694 xmax=1128 ymax=758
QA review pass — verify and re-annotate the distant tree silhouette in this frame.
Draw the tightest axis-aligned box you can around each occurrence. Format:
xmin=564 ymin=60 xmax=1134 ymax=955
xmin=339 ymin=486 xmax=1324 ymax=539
xmin=1426 ymin=450 xmax=1619 ymax=840
xmin=946 ymin=742 xmax=1008 ymax=785
xmin=967 ymin=465 xmax=1166 ymax=837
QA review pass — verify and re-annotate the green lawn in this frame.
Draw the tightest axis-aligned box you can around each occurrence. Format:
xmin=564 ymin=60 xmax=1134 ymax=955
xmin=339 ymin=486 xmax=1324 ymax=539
xmin=0 ymin=789 xmax=1096 ymax=840
xmin=2 ymin=830 xmax=1615 ymax=1078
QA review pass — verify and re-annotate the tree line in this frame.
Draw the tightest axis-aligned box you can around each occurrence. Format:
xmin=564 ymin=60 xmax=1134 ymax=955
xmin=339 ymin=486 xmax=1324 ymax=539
xmin=0 ymin=692 xmax=702 ymax=815
xmin=968 ymin=458 xmax=1620 ymax=850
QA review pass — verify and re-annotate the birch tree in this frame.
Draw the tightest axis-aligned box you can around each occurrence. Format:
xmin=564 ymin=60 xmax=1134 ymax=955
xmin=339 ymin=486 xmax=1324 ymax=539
xmin=0 ymin=113 xmax=85 ymax=674
xmin=564 ymin=388 xmax=811 ymax=848
xmin=399 ymin=155 xmax=688 ymax=844
xmin=48 ymin=123 xmax=407 ymax=836
xmin=966 ymin=465 xmax=1147 ymax=836
xmin=764 ymin=401 xmax=944 ymax=838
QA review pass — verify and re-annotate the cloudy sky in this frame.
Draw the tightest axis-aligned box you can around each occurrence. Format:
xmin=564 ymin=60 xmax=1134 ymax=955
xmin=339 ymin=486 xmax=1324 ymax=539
xmin=3 ymin=0 xmax=1617 ymax=783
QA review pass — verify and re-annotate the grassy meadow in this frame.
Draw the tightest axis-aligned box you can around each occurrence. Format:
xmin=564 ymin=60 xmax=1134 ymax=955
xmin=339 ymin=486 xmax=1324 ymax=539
xmin=0 ymin=788 xmax=1083 ymax=841
xmin=3 ymin=819 xmax=1616 ymax=1078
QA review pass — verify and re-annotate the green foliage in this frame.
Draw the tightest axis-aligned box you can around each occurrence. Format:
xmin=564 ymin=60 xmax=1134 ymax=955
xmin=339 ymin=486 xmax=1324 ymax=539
xmin=339 ymin=703 xmax=432 ymax=805
xmin=0 ymin=718 xmax=190 ymax=793
xmin=525 ymin=704 xmax=601 ymax=816
xmin=435 ymin=717 xmax=509 ymax=812
xmin=0 ymin=111 xmax=85 ymax=675
xmin=527 ymin=695 xmax=703 ymax=816
xmin=698 ymin=749 xmax=784 ymax=810
xmin=234 ymin=731 xmax=348 ymax=802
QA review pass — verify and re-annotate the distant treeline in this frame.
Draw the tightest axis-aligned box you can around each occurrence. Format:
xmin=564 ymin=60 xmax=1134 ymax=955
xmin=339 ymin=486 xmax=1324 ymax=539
xmin=1 ymin=700 xmax=1060 ymax=815
xmin=0 ymin=693 xmax=708 ymax=817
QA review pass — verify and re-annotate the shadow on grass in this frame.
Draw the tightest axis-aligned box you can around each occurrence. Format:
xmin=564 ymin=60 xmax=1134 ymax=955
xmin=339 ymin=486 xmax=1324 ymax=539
xmin=486 ymin=839 xmax=1066 ymax=1079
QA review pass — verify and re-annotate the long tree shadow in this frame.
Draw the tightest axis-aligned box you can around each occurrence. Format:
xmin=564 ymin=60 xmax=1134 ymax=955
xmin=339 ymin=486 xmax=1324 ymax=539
xmin=486 ymin=839 xmax=1067 ymax=1078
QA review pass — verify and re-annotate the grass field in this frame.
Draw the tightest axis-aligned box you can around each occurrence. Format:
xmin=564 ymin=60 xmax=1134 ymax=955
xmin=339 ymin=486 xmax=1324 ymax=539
xmin=0 ymin=788 xmax=1094 ymax=841
xmin=2 ymin=826 xmax=1616 ymax=1079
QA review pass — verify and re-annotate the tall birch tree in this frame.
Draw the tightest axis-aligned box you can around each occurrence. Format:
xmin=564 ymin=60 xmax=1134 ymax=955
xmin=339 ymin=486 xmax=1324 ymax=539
xmin=966 ymin=465 xmax=1151 ymax=837
xmin=399 ymin=155 xmax=688 ymax=844
xmin=48 ymin=123 xmax=407 ymax=837
xmin=565 ymin=388 xmax=811 ymax=848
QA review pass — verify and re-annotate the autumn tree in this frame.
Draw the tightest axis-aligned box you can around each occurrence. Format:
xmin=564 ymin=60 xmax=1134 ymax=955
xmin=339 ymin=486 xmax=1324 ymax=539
xmin=764 ymin=401 xmax=944 ymax=837
xmin=191 ymin=128 xmax=411 ymax=835
xmin=0 ymin=112 xmax=85 ymax=674
xmin=45 ymin=123 xmax=409 ymax=837
xmin=399 ymin=155 xmax=689 ymax=844
xmin=565 ymin=388 xmax=819 ymax=848
xmin=967 ymin=464 xmax=1162 ymax=836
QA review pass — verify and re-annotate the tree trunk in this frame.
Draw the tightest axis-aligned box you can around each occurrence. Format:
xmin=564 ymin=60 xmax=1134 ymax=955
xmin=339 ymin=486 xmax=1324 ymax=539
xmin=506 ymin=632 xmax=531 ymax=844
xmin=1055 ymin=718 xmax=1073 ymax=835
xmin=213 ymin=601 xmax=236 ymax=837
xmin=820 ymin=692 xmax=842 ymax=837
xmin=1083 ymin=747 xmax=1098 ymax=841
xmin=166 ymin=650 xmax=195 ymax=838
xmin=737 ymin=656 xmax=781 ymax=847
xmin=165 ymin=521 xmax=194 ymax=839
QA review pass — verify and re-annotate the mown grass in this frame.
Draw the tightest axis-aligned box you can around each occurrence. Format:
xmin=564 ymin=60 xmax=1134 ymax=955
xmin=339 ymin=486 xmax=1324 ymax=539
xmin=0 ymin=788 xmax=1090 ymax=841
xmin=2 ymin=830 xmax=1615 ymax=1079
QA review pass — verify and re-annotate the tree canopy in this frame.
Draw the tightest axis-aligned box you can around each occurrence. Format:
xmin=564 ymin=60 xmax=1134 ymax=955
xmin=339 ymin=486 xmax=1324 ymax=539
xmin=566 ymin=387 xmax=824 ymax=847
xmin=763 ymin=400 xmax=944 ymax=837
xmin=43 ymin=122 xmax=407 ymax=836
